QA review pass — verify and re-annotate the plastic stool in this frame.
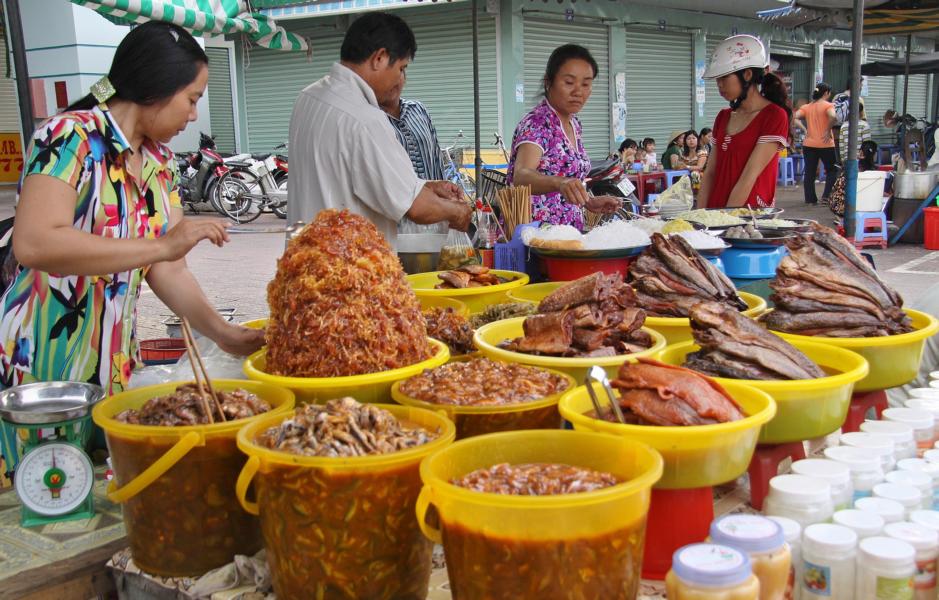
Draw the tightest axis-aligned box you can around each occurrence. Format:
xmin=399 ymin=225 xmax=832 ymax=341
xmin=777 ymin=157 xmax=795 ymax=186
xmin=664 ymin=169 xmax=689 ymax=188
xmin=852 ymin=211 xmax=888 ymax=250
xmin=747 ymin=441 xmax=806 ymax=511
xmin=646 ymin=193 xmax=660 ymax=205
xmin=643 ymin=487 xmax=714 ymax=580
xmin=791 ymin=155 xmax=804 ymax=180
xmin=841 ymin=389 xmax=889 ymax=433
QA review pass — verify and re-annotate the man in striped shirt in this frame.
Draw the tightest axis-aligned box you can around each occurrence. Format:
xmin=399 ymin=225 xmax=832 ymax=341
xmin=380 ymin=94 xmax=446 ymax=181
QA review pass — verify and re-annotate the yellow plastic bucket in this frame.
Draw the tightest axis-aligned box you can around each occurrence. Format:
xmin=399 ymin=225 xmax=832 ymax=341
xmin=773 ymin=308 xmax=939 ymax=392
xmin=92 ymin=380 xmax=295 ymax=577
xmin=656 ymin=340 xmax=869 ymax=444
xmin=407 ymin=270 xmax=530 ymax=314
xmin=642 ymin=292 xmax=768 ymax=345
xmin=243 ymin=338 xmax=450 ymax=404
xmin=472 ymin=316 xmax=667 ymax=382
xmin=417 ymin=430 xmax=662 ymax=599
xmin=391 ymin=366 xmax=576 ymax=439
xmin=236 ymin=404 xmax=455 ymax=600
xmin=559 ymin=380 xmax=776 ymax=489
xmin=505 ymin=281 xmax=566 ymax=305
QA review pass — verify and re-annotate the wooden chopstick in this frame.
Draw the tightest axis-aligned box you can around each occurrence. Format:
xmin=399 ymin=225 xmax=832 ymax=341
xmin=181 ymin=318 xmax=227 ymax=422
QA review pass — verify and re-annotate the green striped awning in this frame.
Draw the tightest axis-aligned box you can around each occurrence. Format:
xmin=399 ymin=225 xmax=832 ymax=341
xmin=71 ymin=0 xmax=308 ymax=51
xmin=864 ymin=8 xmax=939 ymax=35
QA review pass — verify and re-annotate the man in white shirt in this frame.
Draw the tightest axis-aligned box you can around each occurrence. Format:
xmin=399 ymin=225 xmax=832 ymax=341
xmin=288 ymin=12 xmax=471 ymax=247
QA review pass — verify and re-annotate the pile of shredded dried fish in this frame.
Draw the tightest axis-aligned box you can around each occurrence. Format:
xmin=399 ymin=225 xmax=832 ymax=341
xmin=256 ymin=397 xmax=437 ymax=457
xmin=115 ymin=384 xmax=270 ymax=426
xmin=453 ymin=463 xmax=619 ymax=495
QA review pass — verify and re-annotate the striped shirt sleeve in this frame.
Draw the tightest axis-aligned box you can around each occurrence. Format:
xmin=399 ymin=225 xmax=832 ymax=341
xmin=757 ymin=106 xmax=790 ymax=148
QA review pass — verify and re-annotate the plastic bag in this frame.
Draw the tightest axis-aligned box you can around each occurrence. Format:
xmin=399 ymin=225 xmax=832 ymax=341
xmin=129 ymin=337 xmax=248 ymax=389
xmin=654 ymin=175 xmax=694 ymax=210
xmin=437 ymin=229 xmax=478 ymax=270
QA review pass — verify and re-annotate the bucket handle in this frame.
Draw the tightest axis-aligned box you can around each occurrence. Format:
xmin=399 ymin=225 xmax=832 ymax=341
xmin=106 ymin=430 xmax=203 ymax=503
xmin=415 ymin=485 xmax=442 ymax=544
xmin=236 ymin=455 xmax=261 ymax=515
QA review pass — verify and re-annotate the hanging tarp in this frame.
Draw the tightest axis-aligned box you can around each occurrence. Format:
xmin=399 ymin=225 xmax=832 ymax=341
xmin=864 ymin=7 xmax=939 ymax=35
xmin=71 ymin=0 xmax=308 ymax=51
xmin=862 ymin=51 xmax=939 ymax=77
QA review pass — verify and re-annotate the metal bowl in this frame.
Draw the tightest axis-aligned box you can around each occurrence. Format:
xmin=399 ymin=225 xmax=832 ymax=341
xmin=0 ymin=382 xmax=106 ymax=424
xmin=756 ymin=218 xmax=817 ymax=233
xmin=720 ymin=230 xmax=794 ymax=249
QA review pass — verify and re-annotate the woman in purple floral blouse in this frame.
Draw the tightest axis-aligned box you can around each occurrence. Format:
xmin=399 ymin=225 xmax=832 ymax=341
xmin=507 ymin=44 xmax=619 ymax=229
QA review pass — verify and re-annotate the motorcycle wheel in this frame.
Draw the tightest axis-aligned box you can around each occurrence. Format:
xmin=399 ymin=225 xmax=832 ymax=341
xmin=215 ymin=172 xmax=261 ymax=223
xmin=271 ymin=172 xmax=288 ymax=219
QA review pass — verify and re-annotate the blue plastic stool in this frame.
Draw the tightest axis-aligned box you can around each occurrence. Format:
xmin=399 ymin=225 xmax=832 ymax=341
xmin=777 ymin=157 xmax=795 ymax=186
xmin=646 ymin=193 xmax=660 ymax=205
xmin=790 ymin=155 xmax=804 ymax=180
xmin=664 ymin=170 xmax=689 ymax=188
xmin=852 ymin=211 xmax=888 ymax=250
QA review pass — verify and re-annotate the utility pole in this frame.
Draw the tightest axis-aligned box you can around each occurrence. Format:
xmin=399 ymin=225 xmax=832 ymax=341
xmin=4 ymin=0 xmax=34 ymax=141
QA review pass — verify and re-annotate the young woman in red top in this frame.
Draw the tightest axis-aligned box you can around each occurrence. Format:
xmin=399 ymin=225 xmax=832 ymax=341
xmin=697 ymin=35 xmax=791 ymax=209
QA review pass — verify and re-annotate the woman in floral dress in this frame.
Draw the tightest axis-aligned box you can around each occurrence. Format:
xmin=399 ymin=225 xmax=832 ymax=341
xmin=507 ymin=45 xmax=619 ymax=229
xmin=0 ymin=22 xmax=264 ymax=395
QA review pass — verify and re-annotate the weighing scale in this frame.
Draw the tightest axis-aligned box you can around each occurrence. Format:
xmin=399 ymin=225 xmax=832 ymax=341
xmin=0 ymin=382 xmax=105 ymax=527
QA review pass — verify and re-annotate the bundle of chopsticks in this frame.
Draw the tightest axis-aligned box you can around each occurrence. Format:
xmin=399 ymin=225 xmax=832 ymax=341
xmin=496 ymin=185 xmax=532 ymax=241
xmin=181 ymin=317 xmax=226 ymax=423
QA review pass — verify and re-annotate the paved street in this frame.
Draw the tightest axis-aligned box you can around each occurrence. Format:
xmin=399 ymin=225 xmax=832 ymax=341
xmin=1 ymin=180 xmax=937 ymax=343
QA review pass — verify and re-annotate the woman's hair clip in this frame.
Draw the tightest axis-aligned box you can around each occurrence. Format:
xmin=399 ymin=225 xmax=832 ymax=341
xmin=91 ymin=76 xmax=117 ymax=103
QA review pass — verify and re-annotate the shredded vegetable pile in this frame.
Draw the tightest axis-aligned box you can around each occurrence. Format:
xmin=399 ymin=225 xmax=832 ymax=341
xmin=265 ymin=209 xmax=432 ymax=377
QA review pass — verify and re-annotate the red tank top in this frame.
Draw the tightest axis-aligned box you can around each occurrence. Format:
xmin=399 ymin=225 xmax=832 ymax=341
xmin=707 ymin=104 xmax=789 ymax=208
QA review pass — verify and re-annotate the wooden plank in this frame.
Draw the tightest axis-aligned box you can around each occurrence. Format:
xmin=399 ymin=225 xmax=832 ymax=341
xmin=0 ymin=536 xmax=126 ymax=600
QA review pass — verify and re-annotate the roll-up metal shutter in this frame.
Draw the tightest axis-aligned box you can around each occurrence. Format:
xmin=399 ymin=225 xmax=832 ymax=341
xmin=864 ymin=48 xmax=898 ymax=144
xmin=702 ymin=36 xmax=725 ymax=133
xmin=905 ymin=71 xmax=929 ymax=121
xmin=0 ymin=30 xmax=20 ymax=133
xmin=769 ymin=41 xmax=813 ymax=59
xmin=823 ymin=48 xmax=851 ymax=92
xmin=523 ymin=18 xmax=611 ymax=161
xmin=205 ymin=47 xmax=237 ymax=153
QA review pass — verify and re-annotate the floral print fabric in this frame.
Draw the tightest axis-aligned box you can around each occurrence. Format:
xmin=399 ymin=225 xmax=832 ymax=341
xmin=507 ymin=99 xmax=591 ymax=229
xmin=0 ymin=104 xmax=180 ymax=394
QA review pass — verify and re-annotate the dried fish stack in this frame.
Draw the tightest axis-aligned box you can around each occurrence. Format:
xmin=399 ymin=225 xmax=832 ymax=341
xmin=503 ymin=272 xmax=652 ymax=358
xmin=265 ymin=210 xmax=431 ymax=377
xmin=435 ymin=264 xmax=505 ymax=289
xmin=761 ymin=223 xmax=913 ymax=337
xmin=684 ymin=302 xmax=826 ymax=380
xmin=629 ymin=233 xmax=746 ymax=317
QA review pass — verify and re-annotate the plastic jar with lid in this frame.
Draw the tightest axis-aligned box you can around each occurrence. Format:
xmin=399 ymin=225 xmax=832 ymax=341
xmin=905 ymin=400 xmax=939 ymax=440
xmin=800 ymin=523 xmax=857 ymax=600
xmin=883 ymin=408 xmax=937 ymax=454
xmin=856 ymin=496 xmax=906 ymax=524
xmin=861 ymin=420 xmax=917 ymax=461
xmin=769 ymin=516 xmax=801 ymax=600
xmin=791 ymin=459 xmax=853 ymax=511
xmin=897 ymin=458 xmax=939 ymax=509
xmin=857 ymin=536 xmax=917 ymax=599
xmin=910 ymin=388 xmax=939 ymax=400
xmin=874 ymin=482 xmax=924 ymax=519
xmin=832 ymin=508 xmax=885 ymax=540
xmin=885 ymin=471 xmax=934 ymax=510
xmin=840 ymin=432 xmax=897 ymax=472
xmin=764 ymin=475 xmax=834 ymax=529
xmin=883 ymin=521 xmax=939 ymax=600
xmin=923 ymin=448 xmax=939 ymax=465
xmin=824 ymin=446 xmax=885 ymax=500
xmin=665 ymin=543 xmax=760 ymax=600
xmin=710 ymin=515 xmax=791 ymax=600
xmin=931 ymin=371 xmax=939 ymax=382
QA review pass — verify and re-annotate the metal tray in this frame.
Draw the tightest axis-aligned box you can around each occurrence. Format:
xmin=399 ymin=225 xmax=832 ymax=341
xmin=720 ymin=230 xmax=794 ymax=249
xmin=0 ymin=382 xmax=106 ymax=425
xmin=531 ymin=244 xmax=650 ymax=259
xmin=723 ymin=207 xmax=784 ymax=218
xmin=756 ymin=218 xmax=817 ymax=233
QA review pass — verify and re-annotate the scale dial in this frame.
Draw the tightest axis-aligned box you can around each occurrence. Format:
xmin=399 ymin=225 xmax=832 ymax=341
xmin=14 ymin=442 xmax=94 ymax=516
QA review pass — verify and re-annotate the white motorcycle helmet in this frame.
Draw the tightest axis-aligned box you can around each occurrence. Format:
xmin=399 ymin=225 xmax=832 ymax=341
xmin=704 ymin=35 xmax=769 ymax=80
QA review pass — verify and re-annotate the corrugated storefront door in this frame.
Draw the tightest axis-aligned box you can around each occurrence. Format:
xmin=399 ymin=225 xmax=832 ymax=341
xmin=823 ymin=48 xmax=852 ymax=93
xmin=0 ymin=31 xmax=20 ymax=133
xmin=523 ymin=18 xmax=611 ymax=161
xmin=205 ymin=47 xmax=237 ymax=153
xmin=769 ymin=41 xmax=814 ymax=107
xmin=904 ymin=71 xmax=930 ymax=121
xmin=864 ymin=48 xmax=898 ymax=145
xmin=625 ymin=29 xmax=692 ymax=149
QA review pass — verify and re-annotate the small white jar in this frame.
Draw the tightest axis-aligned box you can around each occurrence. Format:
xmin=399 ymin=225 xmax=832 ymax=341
xmin=897 ymin=458 xmax=939 ymax=503
xmin=770 ymin=516 xmax=802 ymax=600
xmin=873 ymin=483 xmax=924 ymax=519
xmin=910 ymin=388 xmax=939 ymax=400
xmin=764 ymin=474 xmax=834 ymax=530
xmin=905 ymin=400 xmax=939 ymax=440
xmin=857 ymin=536 xmax=917 ymax=600
xmin=930 ymin=371 xmax=939 ymax=382
xmin=801 ymin=523 xmax=857 ymax=600
xmin=840 ymin=432 xmax=897 ymax=472
xmin=824 ymin=446 xmax=885 ymax=500
xmin=923 ymin=448 xmax=939 ymax=464
xmin=885 ymin=471 xmax=934 ymax=510
xmin=930 ymin=380 xmax=939 ymax=389
xmin=832 ymin=508 xmax=885 ymax=540
xmin=856 ymin=496 xmax=906 ymax=524
xmin=861 ymin=420 xmax=917 ymax=461
xmin=883 ymin=521 xmax=939 ymax=600
xmin=883 ymin=408 xmax=937 ymax=454
xmin=791 ymin=459 xmax=854 ymax=511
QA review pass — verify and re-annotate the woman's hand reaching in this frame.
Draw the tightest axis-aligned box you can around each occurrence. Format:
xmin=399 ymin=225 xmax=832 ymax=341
xmin=585 ymin=195 xmax=621 ymax=214
xmin=559 ymin=177 xmax=591 ymax=207
xmin=159 ymin=218 xmax=231 ymax=262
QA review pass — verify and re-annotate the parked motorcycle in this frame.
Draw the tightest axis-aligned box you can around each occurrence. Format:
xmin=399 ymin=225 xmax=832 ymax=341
xmin=586 ymin=157 xmax=640 ymax=213
xmin=213 ymin=144 xmax=289 ymax=223
xmin=176 ymin=132 xmax=229 ymax=213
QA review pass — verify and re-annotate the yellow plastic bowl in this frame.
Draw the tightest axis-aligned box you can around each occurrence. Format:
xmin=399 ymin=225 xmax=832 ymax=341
xmin=473 ymin=316 xmax=667 ymax=382
xmin=391 ymin=365 xmax=576 ymax=439
xmin=559 ymin=380 xmax=776 ymax=489
xmin=505 ymin=281 xmax=566 ymax=305
xmin=772 ymin=308 xmax=939 ymax=392
xmin=241 ymin=318 xmax=267 ymax=330
xmin=243 ymin=338 xmax=450 ymax=404
xmin=656 ymin=340 xmax=869 ymax=444
xmin=407 ymin=270 xmax=530 ymax=314
xmin=643 ymin=292 xmax=768 ymax=345
xmin=417 ymin=430 xmax=662 ymax=598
